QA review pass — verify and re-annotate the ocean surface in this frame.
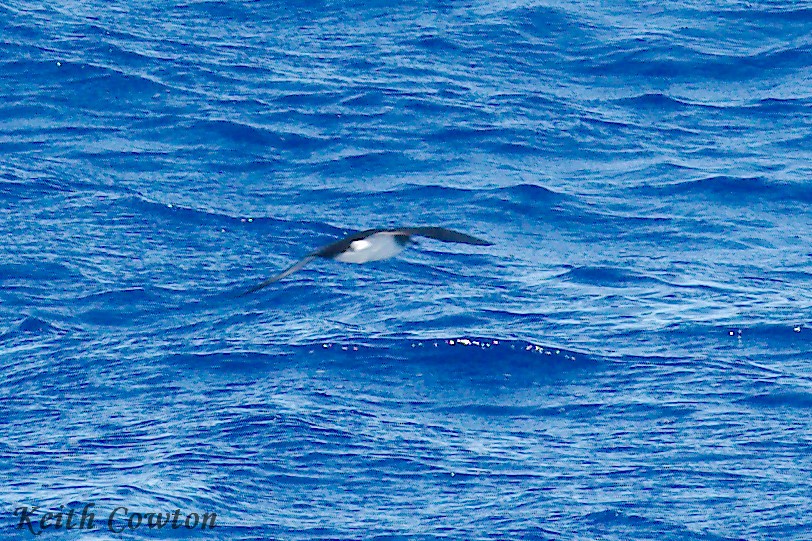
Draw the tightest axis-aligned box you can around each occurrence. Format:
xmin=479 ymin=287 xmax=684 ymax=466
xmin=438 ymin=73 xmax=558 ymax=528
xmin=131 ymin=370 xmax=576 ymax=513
xmin=2 ymin=0 xmax=812 ymax=539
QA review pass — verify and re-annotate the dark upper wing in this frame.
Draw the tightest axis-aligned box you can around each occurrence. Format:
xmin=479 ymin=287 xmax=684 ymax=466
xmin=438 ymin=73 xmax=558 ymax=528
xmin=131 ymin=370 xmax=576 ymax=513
xmin=396 ymin=227 xmax=492 ymax=246
xmin=313 ymin=235 xmax=358 ymax=258
xmin=241 ymin=255 xmax=317 ymax=295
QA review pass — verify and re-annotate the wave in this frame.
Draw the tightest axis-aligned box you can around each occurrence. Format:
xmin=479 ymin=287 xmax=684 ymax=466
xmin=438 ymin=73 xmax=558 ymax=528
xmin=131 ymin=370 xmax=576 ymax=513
xmin=164 ymin=336 xmax=591 ymax=366
xmin=0 ymin=171 xmax=70 ymax=201
xmin=585 ymin=509 xmax=742 ymax=541
xmin=632 ymin=175 xmax=812 ymax=203
xmin=741 ymin=390 xmax=812 ymax=410
xmin=181 ymin=118 xmax=334 ymax=152
xmin=0 ymin=315 xmax=67 ymax=344
xmin=559 ymin=265 xmax=664 ymax=287
xmin=611 ymin=92 xmax=727 ymax=110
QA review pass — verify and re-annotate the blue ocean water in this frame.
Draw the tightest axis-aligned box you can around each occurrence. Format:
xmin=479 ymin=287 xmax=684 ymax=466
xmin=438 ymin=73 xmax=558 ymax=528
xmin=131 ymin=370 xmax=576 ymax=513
xmin=2 ymin=0 xmax=812 ymax=539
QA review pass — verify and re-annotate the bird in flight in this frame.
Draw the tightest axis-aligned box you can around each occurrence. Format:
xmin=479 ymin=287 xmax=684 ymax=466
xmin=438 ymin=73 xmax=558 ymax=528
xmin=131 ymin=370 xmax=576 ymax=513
xmin=244 ymin=226 xmax=492 ymax=294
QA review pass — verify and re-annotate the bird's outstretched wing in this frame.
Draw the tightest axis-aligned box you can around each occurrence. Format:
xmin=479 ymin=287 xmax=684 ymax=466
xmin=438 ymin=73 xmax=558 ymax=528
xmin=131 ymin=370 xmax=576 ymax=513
xmin=396 ymin=227 xmax=492 ymax=246
xmin=241 ymin=255 xmax=317 ymax=295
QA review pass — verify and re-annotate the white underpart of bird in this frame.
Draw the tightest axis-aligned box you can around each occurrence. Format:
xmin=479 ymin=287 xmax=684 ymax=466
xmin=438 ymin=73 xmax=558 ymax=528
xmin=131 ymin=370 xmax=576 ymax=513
xmin=333 ymin=233 xmax=405 ymax=263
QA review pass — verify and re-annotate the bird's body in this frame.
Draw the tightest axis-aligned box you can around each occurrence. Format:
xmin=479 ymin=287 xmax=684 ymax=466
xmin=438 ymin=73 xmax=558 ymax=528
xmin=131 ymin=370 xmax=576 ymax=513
xmin=330 ymin=232 xmax=410 ymax=263
xmin=244 ymin=226 xmax=491 ymax=294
